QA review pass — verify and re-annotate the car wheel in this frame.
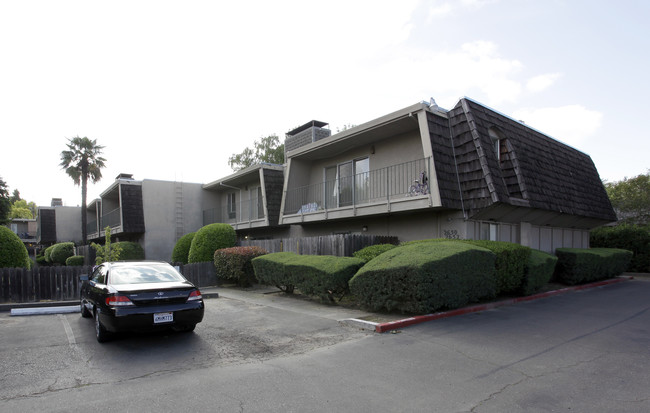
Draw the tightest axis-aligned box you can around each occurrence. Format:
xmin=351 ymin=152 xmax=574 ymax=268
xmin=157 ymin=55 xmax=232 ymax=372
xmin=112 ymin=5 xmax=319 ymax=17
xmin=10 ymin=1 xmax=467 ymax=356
xmin=95 ymin=311 xmax=111 ymax=343
xmin=80 ymin=299 xmax=92 ymax=318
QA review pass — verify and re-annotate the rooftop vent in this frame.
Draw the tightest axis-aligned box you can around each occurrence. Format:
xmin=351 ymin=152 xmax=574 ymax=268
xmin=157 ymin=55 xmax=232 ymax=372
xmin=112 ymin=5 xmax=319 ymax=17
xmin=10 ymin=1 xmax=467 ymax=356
xmin=51 ymin=198 xmax=63 ymax=207
xmin=115 ymin=173 xmax=134 ymax=181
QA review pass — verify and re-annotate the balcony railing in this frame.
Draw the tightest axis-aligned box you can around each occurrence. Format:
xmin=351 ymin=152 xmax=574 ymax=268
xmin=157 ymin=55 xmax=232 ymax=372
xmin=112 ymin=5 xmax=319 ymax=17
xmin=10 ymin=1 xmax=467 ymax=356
xmin=102 ymin=207 xmax=122 ymax=229
xmin=283 ymin=157 xmax=431 ymax=215
xmin=87 ymin=219 xmax=98 ymax=235
xmin=203 ymin=197 xmax=265 ymax=226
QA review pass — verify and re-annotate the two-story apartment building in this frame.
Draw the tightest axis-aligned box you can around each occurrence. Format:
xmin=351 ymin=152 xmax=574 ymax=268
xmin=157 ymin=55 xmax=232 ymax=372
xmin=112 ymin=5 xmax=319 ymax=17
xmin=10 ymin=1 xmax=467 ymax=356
xmin=278 ymin=98 xmax=616 ymax=253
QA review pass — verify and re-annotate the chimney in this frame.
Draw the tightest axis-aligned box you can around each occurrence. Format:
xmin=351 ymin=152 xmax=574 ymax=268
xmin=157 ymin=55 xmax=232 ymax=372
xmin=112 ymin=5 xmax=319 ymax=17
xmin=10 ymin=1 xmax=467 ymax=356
xmin=284 ymin=120 xmax=330 ymax=159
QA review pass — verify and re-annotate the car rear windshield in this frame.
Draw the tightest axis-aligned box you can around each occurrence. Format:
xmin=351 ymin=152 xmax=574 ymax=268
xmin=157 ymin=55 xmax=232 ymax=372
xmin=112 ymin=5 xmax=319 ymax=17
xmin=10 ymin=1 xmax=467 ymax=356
xmin=109 ymin=264 xmax=187 ymax=285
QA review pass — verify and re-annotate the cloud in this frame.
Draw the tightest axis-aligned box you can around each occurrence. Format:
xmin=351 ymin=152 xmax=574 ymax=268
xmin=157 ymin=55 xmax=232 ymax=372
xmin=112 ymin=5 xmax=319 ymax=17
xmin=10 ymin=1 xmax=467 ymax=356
xmin=526 ymin=73 xmax=562 ymax=92
xmin=427 ymin=0 xmax=498 ymax=20
xmin=512 ymin=105 xmax=603 ymax=146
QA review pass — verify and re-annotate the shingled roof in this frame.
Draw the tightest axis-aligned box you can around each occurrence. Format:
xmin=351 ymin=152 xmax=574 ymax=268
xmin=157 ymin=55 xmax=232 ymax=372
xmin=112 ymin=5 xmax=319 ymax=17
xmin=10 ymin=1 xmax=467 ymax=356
xmin=436 ymin=98 xmax=616 ymax=227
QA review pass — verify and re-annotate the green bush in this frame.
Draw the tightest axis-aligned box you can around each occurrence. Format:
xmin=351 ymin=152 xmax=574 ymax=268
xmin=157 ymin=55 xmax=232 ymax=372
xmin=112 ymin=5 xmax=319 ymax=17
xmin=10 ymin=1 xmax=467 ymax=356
xmin=114 ymin=241 xmax=144 ymax=260
xmin=65 ymin=255 xmax=85 ymax=266
xmin=214 ymin=246 xmax=268 ymax=287
xmin=252 ymin=252 xmax=300 ymax=293
xmin=188 ymin=224 xmax=236 ymax=263
xmin=50 ymin=242 xmax=75 ymax=265
xmin=401 ymin=238 xmax=531 ymax=295
xmin=554 ymin=248 xmax=633 ymax=285
xmin=349 ymin=241 xmax=497 ymax=314
xmin=521 ymin=249 xmax=557 ymax=295
xmin=353 ymin=244 xmax=397 ymax=263
xmin=44 ymin=245 xmax=55 ymax=264
xmin=287 ymin=255 xmax=364 ymax=302
xmin=461 ymin=240 xmax=531 ymax=295
xmin=172 ymin=232 xmax=195 ymax=264
xmin=590 ymin=225 xmax=650 ymax=272
xmin=0 ymin=226 xmax=30 ymax=268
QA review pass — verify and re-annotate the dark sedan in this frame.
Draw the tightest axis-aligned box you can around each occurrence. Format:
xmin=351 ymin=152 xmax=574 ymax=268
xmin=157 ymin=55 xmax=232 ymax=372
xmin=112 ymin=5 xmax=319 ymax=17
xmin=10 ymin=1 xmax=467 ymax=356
xmin=80 ymin=261 xmax=204 ymax=342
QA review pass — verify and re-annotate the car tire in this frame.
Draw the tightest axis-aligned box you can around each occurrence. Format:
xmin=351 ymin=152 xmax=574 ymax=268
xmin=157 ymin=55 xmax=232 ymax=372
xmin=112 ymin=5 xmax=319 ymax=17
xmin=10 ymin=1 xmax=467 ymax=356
xmin=95 ymin=311 xmax=111 ymax=343
xmin=80 ymin=299 xmax=92 ymax=318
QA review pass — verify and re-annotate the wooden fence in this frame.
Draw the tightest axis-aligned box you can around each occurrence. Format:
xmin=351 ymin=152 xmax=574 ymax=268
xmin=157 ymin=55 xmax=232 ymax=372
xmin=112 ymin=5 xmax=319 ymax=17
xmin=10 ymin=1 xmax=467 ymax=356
xmin=239 ymin=234 xmax=398 ymax=257
xmin=0 ymin=266 xmax=93 ymax=304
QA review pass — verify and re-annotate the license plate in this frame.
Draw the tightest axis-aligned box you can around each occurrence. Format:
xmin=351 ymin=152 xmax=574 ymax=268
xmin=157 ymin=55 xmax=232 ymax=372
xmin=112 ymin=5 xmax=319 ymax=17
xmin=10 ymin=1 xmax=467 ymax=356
xmin=154 ymin=312 xmax=173 ymax=324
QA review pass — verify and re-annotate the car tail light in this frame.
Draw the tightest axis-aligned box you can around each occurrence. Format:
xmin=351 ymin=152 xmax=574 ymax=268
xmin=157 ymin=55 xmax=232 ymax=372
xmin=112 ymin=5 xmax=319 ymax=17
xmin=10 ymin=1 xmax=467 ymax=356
xmin=106 ymin=295 xmax=134 ymax=307
xmin=187 ymin=289 xmax=202 ymax=301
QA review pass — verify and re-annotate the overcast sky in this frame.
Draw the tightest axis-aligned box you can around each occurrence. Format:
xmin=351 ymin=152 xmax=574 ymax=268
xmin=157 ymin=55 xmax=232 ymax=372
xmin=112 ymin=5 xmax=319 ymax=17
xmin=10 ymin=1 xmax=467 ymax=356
xmin=2 ymin=0 xmax=648 ymax=207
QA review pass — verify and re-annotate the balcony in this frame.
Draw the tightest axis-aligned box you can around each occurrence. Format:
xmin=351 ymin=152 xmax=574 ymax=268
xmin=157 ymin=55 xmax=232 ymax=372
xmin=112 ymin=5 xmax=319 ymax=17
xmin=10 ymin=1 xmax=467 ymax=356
xmin=102 ymin=207 xmax=122 ymax=229
xmin=203 ymin=197 xmax=266 ymax=229
xmin=282 ymin=158 xmax=435 ymax=224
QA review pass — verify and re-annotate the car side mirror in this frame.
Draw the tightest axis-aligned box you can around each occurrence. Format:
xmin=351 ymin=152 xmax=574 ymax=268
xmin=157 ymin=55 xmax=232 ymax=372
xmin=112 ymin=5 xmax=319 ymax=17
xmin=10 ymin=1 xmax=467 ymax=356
xmin=80 ymin=275 xmax=89 ymax=281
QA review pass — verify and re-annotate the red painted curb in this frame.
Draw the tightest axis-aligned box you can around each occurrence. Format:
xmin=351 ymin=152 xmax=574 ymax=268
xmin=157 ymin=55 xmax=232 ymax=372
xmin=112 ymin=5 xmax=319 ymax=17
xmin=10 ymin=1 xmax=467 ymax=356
xmin=375 ymin=277 xmax=630 ymax=333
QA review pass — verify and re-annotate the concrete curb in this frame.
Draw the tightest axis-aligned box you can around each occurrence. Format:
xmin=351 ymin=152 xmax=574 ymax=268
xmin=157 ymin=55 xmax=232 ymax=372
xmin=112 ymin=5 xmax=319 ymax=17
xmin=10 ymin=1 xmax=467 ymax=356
xmin=344 ymin=277 xmax=632 ymax=333
xmin=11 ymin=306 xmax=80 ymax=316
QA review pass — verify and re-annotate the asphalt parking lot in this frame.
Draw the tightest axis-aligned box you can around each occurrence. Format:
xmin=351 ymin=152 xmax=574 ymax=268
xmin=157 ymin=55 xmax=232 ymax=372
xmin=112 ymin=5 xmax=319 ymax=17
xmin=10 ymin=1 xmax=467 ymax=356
xmin=1 ymin=277 xmax=649 ymax=412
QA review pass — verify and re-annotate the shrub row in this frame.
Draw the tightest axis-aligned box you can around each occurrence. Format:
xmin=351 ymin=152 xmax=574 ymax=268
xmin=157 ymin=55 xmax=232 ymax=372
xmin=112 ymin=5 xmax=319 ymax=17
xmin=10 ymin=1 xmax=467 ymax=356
xmin=590 ymin=225 xmax=650 ymax=272
xmin=350 ymin=241 xmax=497 ymax=314
xmin=214 ymin=246 xmax=268 ymax=287
xmin=522 ymin=249 xmax=557 ymax=295
xmin=352 ymin=244 xmax=396 ymax=263
xmin=187 ymin=224 xmax=236 ymax=263
xmin=554 ymin=248 xmax=632 ymax=285
xmin=252 ymin=252 xmax=364 ymax=301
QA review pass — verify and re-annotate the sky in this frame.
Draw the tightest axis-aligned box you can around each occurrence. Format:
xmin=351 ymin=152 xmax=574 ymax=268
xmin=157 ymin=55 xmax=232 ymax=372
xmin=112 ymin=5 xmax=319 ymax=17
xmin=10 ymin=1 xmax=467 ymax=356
xmin=1 ymin=0 xmax=648 ymax=207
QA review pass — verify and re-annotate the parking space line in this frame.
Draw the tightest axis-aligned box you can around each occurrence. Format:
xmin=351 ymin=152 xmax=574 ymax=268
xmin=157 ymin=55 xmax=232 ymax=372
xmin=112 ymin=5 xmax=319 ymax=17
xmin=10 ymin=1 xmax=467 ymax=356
xmin=58 ymin=314 xmax=77 ymax=347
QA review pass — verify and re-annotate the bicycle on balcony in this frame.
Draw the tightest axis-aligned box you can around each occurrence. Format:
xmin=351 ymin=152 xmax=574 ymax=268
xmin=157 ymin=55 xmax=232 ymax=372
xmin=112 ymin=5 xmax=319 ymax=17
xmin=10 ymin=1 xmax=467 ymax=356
xmin=408 ymin=171 xmax=429 ymax=196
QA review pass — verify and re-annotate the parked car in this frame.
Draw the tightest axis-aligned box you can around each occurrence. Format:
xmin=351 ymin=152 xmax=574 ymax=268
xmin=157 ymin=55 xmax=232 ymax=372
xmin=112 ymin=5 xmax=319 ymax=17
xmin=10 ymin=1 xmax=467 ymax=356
xmin=80 ymin=261 xmax=204 ymax=342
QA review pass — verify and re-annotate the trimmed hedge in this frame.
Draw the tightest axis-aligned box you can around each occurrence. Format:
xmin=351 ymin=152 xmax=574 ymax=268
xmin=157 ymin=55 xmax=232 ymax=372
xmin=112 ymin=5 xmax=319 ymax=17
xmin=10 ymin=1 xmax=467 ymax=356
xmin=50 ymin=242 xmax=75 ymax=265
xmin=286 ymin=255 xmax=364 ymax=302
xmin=590 ymin=225 xmax=650 ymax=272
xmin=353 ymin=244 xmax=397 ymax=263
xmin=44 ymin=245 xmax=55 ymax=264
xmin=114 ymin=241 xmax=145 ymax=260
xmin=349 ymin=241 xmax=497 ymax=314
xmin=66 ymin=255 xmax=85 ymax=266
xmin=462 ymin=240 xmax=531 ymax=295
xmin=521 ymin=249 xmax=557 ymax=295
xmin=252 ymin=252 xmax=300 ymax=293
xmin=0 ymin=226 xmax=30 ymax=268
xmin=401 ymin=238 xmax=531 ymax=295
xmin=214 ymin=246 xmax=268 ymax=287
xmin=554 ymin=248 xmax=633 ymax=285
xmin=172 ymin=232 xmax=195 ymax=264
xmin=188 ymin=223 xmax=236 ymax=263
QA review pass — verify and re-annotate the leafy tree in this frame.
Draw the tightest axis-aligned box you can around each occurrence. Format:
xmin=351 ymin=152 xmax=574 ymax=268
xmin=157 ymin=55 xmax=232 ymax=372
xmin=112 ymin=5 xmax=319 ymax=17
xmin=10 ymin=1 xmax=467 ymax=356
xmin=59 ymin=136 xmax=107 ymax=244
xmin=91 ymin=226 xmax=122 ymax=264
xmin=228 ymin=135 xmax=284 ymax=171
xmin=605 ymin=171 xmax=650 ymax=225
xmin=0 ymin=177 xmax=10 ymax=224
xmin=10 ymin=189 xmax=21 ymax=203
xmin=9 ymin=199 xmax=35 ymax=219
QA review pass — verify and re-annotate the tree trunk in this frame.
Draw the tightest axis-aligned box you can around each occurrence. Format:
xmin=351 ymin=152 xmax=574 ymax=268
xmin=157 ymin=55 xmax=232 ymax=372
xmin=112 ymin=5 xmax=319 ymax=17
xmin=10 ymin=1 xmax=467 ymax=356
xmin=81 ymin=167 xmax=88 ymax=245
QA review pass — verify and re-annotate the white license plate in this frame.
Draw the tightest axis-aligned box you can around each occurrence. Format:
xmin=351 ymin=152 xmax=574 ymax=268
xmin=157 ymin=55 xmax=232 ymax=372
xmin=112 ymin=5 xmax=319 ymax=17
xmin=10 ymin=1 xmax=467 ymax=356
xmin=154 ymin=312 xmax=173 ymax=324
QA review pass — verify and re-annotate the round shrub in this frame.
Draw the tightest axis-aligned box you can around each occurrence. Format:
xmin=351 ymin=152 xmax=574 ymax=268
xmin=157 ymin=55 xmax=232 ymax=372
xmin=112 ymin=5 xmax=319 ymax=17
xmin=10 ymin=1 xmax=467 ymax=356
xmin=114 ymin=241 xmax=144 ymax=260
xmin=44 ymin=245 xmax=55 ymax=264
xmin=214 ymin=246 xmax=268 ymax=287
xmin=0 ymin=226 xmax=30 ymax=268
xmin=188 ymin=223 xmax=236 ymax=263
xmin=66 ymin=255 xmax=85 ymax=266
xmin=50 ymin=242 xmax=75 ymax=265
xmin=353 ymin=244 xmax=397 ymax=263
xmin=172 ymin=232 xmax=196 ymax=264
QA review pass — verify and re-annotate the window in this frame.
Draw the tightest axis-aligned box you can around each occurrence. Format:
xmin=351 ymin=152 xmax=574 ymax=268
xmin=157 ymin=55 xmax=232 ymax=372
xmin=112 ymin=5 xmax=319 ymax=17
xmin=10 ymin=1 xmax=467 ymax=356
xmin=488 ymin=127 xmax=507 ymax=163
xmin=91 ymin=265 xmax=107 ymax=284
xmin=227 ymin=192 xmax=236 ymax=219
xmin=480 ymin=222 xmax=498 ymax=241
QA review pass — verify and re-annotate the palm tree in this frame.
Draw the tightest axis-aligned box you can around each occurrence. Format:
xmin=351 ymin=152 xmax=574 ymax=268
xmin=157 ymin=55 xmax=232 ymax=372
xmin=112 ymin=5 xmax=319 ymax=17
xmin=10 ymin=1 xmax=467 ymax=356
xmin=60 ymin=136 xmax=107 ymax=244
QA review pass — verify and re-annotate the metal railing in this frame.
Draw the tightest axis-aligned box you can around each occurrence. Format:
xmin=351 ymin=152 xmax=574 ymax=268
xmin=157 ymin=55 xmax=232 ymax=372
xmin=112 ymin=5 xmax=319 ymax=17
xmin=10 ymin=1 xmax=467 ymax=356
xmin=102 ymin=207 xmax=122 ymax=229
xmin=203 ymin=197 xmax=265 ymax=226
xmin=283 ymin=157 xmax=431 ymax=215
